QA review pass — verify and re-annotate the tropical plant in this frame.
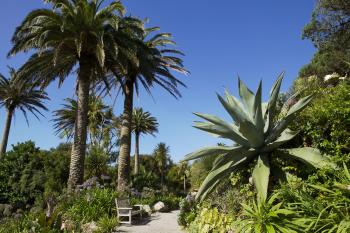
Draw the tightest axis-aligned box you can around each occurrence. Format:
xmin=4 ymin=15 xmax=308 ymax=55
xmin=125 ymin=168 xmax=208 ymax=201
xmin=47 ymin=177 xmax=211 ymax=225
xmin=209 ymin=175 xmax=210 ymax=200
xmin=52 ymin=96 xmax=115 ymax=148
xmin=9 ymin=0 xmax=126 ymax=189
xmin=132 ymin=107 xmax=158 ymax=174
xmin=184 ymin=73 xmax=333 ymax=202
xmin=114 ymin=26 xmax=188 ymax=192
xmin=0 ymin=67 xmax=48 ymax=155
xmin=187 ymin=207 xmax=233 ymax=233
xmin=233 ymin=193 xmax=300 ymax=233
xmin=153 ymin=143 xmax=171 ymax=189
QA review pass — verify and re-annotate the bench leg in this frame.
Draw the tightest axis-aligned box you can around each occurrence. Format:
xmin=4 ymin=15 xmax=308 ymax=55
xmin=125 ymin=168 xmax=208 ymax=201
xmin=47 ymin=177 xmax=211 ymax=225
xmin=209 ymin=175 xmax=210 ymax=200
xmin=129 ymin=212 xmax=132 ymax=225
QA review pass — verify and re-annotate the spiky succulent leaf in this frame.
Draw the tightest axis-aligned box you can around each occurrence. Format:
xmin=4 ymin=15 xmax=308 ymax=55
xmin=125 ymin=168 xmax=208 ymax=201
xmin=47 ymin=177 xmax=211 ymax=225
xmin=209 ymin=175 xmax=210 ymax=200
xmin=265 ymin=72 xmax=284 ymax=132
xmin=267 ymin=95 xmax=313 ymax=143
xmin=253 ymin=154 xmax=270 ymax=203
xmin=183 ymin=146 xmax=242 ymax=161
xmin=196 ymin=151 xmax=253 ymax=201
xmin=217 ymin=92 xmax=250 ymax=125
xmin=277 ymin=148 xmax=334 ymax=169
xmin=262 ymin=128 xmax=298 ymax=152
xmin=238 ymin=78 xmax=255 ymax=118
xmin=193 ymin=113 xmax=250 ymax=146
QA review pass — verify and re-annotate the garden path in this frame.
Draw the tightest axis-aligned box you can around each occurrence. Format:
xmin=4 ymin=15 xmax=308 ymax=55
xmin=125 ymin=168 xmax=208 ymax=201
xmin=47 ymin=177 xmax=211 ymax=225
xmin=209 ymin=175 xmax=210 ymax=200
xmin=116 ymin=210 xmax=183 ymax=233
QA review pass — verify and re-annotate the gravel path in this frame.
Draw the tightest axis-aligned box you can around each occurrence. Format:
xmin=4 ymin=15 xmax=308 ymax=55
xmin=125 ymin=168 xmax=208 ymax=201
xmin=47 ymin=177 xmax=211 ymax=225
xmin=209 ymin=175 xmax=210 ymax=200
xmin=117 ymin=210 xmax=183 ymax=233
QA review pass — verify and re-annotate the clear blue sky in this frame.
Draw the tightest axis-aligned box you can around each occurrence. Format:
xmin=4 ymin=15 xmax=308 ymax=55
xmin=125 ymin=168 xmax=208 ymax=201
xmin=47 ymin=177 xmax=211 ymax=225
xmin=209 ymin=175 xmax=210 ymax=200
xmin=0 ymin=0 xmax=316 ymax=162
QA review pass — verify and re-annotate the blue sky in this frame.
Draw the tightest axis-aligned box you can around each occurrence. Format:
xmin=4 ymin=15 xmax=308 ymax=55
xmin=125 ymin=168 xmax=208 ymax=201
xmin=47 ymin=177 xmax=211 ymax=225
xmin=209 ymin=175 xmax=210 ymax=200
xmin=0 ymin=0 xmax=316 ymax=162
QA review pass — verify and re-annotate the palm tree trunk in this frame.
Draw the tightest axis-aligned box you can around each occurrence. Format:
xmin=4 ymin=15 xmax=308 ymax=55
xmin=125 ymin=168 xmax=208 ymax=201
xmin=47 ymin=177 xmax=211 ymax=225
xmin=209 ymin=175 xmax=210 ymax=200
xmin=134 ymin=132 xmax=140 ymax=175
xmin=0 ymin=108 xmax=14 ymax=157
xmin=117 ymin=79 xmax=134 ymax=192
xmin=68 ymin=60 xmax=91 ymax=190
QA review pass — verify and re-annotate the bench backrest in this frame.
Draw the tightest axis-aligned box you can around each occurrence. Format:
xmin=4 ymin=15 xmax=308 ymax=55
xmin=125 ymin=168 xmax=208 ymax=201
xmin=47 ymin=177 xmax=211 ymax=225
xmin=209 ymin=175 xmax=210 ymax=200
xmin=115 ymin=198 xmax=131 ymax=215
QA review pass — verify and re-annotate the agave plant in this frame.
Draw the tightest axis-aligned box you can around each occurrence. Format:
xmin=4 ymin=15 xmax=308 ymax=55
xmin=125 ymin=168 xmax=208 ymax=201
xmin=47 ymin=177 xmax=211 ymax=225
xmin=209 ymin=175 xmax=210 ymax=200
xmin=184 ymin=73 xmax=333 ymax=202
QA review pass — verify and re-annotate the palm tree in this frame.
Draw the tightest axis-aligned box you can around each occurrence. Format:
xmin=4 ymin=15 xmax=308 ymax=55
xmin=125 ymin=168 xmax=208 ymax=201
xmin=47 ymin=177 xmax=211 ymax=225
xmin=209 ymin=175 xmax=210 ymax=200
xmin=52 ymin=96 xmax=114 ymax=146
xmin=0 ymin=67 xmax=49 ymax=156
xmin=131 ymin=107 xmax=158 ymax=175
xmin=8 ymin=0 xmax=126 ymax=189
xmin=114 ymin=26 xmax=188 ymax=191
xmin=153 ymin=143 xmax=170 ymax=189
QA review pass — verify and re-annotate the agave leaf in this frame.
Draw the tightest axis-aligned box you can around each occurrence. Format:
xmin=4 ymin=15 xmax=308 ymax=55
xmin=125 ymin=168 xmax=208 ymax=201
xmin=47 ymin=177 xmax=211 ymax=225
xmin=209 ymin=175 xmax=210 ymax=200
xmin=266 ymin=72 xmax=284 ymax=129
xmin=217 ymin=92 xmax=250 ymax=124
xmin=212 ymin=148 xmax=257 ymax=170
xmin=238 ymin=78 xmax=255 ymax=117
xmin=267 ymin=95 xmax=313 ymax=143
xmin=239 ymin=119 xmax=264 ymax=148
xmin=253 ymin=81 xmax=264 ymax=135
xmin=183 ymin=145 xmax=242 ymax=161
xmin=196 ymin=152 xmax=253 ymax=201
xmin=193 ymin=113 xmax=250 ymax=146
xmin=262 ymin=128 xmax=299 ymax=152
xmin=277 ymin=147 xmax=334 ymax=169
xmin=253 ymin=154 xmax=270 ymax=203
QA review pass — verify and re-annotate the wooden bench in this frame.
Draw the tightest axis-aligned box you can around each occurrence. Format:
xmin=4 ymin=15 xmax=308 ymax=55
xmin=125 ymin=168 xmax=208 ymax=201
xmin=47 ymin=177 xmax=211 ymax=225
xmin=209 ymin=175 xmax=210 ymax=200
xmin=115 ymin=198 xmax=143 ymax=224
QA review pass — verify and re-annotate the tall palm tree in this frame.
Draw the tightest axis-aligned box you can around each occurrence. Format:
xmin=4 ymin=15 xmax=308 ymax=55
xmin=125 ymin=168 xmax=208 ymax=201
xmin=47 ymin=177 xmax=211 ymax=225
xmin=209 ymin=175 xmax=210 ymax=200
xmin=131 ymin=107 xmax=158 ymax=175
xmin=153 ymin=143 xmax=170 ymax=189
xmin=114 ymin=26 xmax=188 ymax=192
xmin=0 ymin=67 xmax=49 ymax=156
xmin=52 ymin=96 xmax=114 ymax=145
xmin=8 ymin=0 xmax=126 ymax=189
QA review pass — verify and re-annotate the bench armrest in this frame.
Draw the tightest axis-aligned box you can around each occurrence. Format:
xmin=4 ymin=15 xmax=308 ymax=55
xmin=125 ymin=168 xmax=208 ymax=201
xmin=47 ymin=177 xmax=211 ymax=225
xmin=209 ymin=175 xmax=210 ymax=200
xmin=117 ymin=207 xmax=133 ymax=210
xmin=133 ymin=204 xmax=143 ymax=210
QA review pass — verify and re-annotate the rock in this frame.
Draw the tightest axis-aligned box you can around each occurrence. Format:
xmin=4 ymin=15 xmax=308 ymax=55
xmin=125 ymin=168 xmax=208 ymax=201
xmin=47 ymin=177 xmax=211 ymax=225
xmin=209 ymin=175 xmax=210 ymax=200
xmin=81 ymin=221 xmax=100 ymax=233
xmin=16 ymin=209 xmax=23 ymax=214
xmin=13 ymin=213 xmax=23 ymax=219
xmin=61 ymin=220 xmax=75 ymax=232
xmin=153 ymin=201 xmax=167 ymax=212
xmin=3 ymin=204 xmax=13 ymax=217
xmin=142 ymin=205 xmax=152 ymax=215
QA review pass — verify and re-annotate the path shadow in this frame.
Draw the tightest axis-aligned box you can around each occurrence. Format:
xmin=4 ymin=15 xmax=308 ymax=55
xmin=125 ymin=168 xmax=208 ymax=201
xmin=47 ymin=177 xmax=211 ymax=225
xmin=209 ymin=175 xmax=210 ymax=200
xmin=118 ymin=214 xmax=160 ymax=229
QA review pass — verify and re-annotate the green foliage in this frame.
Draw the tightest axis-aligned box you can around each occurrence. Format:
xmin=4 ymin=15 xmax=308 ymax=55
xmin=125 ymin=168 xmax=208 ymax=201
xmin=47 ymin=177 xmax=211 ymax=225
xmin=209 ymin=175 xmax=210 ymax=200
xmin=233 ymin=194 xmax=299 ymax=233
xmin=0 ymin=141 xmax=69 ymax=208
xmin=184 ymin=75 xmax=333 ymax=202
xmin=130 ymin=194 xmax=181 ymax=212
xmin=85 ymin=146 xmax=109 ymax=179
xmin=187 ymin=207 xmax=233 ymax=233
xmin=293 ymin=82 xmax=350 ymax=160
xmin=277 ymin=164 xmax=350 ymax=233
xmin=64 ymin=188 xmax=118 ymax=224
xmin=178 ymin=198 xmax=197 ymax=227
xmin=96 ymin=216 xmax=119 ymax=233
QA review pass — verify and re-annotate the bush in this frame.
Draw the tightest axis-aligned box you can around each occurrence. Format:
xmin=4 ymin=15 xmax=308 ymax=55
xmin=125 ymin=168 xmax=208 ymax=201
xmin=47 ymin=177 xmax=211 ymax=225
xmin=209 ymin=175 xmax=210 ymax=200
xmin=178 ymin=198 xmax=197 ymax=227
xmin=97 ymin=216 xmax=119 ymax=233
xmin=0 ymin=142 xmax=70 ymax=209
xmin=187 ymin=207 xmax=233 ymax=233
xmin=64 ymin=188 xmax=118 ymax=224
xmin=130 ymin=194 xmax=182 ymax=212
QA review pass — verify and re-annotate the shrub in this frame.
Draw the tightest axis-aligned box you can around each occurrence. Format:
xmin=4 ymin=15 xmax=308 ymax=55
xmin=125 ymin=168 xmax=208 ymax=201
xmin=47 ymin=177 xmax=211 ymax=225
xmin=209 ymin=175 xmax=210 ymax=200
xmin=0 ymin=142 xmax=70 ymax=209
xmin=178 ymin=198 xmax=197 ymax=227
xmin=232 ymin=193 xmax=299 ymax=233
xmin=64 ymin=188 xmax=118 ymax=223
xmin=187 ymin=207 xmax=233 ymax=233
xmin=97 ymin=216 xmax=119 ymax=233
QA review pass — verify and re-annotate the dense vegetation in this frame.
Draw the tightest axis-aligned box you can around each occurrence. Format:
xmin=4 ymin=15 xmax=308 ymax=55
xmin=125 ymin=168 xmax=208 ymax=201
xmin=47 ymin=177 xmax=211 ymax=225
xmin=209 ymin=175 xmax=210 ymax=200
xmin=0 ymin=0 xmax=349 ymax=232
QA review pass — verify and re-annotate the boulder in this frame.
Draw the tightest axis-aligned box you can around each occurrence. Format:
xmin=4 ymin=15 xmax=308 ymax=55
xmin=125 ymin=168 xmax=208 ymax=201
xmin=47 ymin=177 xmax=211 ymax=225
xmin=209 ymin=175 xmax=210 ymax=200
xmin=81 ymin=221 xmax=100 ymax=233
xmin=3 ymin=204 xmax=13 ymax=217
xmin=142 ymin=205 xmax=152 ymax=215
xmin=153 ymin=201 xmax=167 ymax=212
xmin=61 ymin=220 xmax=75 ymax=232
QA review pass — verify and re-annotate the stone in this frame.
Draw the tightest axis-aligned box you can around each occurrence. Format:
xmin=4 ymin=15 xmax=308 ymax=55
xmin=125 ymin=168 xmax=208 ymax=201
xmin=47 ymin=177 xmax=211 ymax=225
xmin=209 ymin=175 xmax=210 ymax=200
xmin=142 ymin=205 xmax=152 ymax=215
xmin=81 ymin=221 xmax=100 ymax=233
xmin=13 ymin=213 xmax=23 ymax=219
xmin=61 ymin=220 xmax=75 ymax=232
xmin=3 ymin=204 xmax=13 ymax=217
xmin=153 ymin=201 xmax=167 ymax=212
